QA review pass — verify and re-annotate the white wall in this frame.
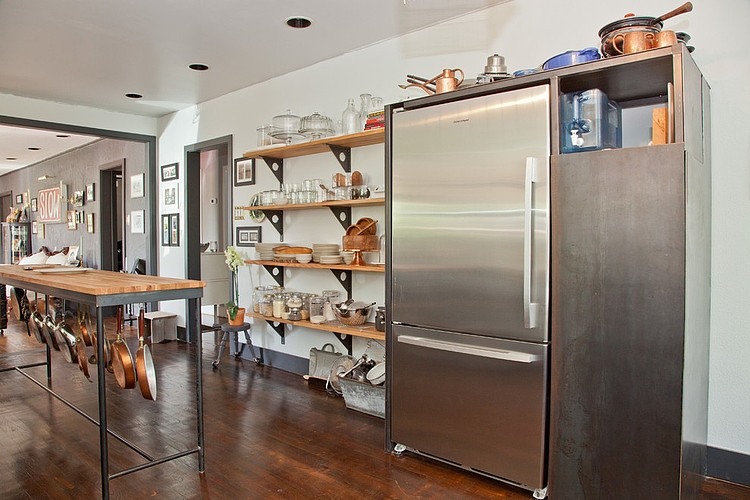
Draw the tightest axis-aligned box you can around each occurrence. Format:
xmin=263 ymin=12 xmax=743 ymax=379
xmin=2 ymin=0 xmax=745 ymax=460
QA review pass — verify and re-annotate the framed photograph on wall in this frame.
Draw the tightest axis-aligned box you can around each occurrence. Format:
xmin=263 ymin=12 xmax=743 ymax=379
xmin=31 ymin=221 xmax=38 ymax=234
xmin=87 ymin=213 xmax=95 ymax=233
xmin=131 ymin=210 xmax=145 ymax=233
xmin=161 ymin=215 xmax=171 ymax=246
xmin=15 ymin=193 xmax=23 ymax=204
xmin=30 ymin=198 xmax=38 ymax=212
xmin=236 ymin=226 xmax=261 ymax=247
xmin=86 ymin=183 xmax=95 ymax=202
xmin=67 ymin=210 xmax=77 ymax=230
xmin=170 ymin=214 xmax=180 ymax=246
xmin=130 ymin=173 xmax=145 ymax=198
xmin=72 ymin=190 xmax=85 ymax=207
xmin=234 ymin=157 xmax=255 ymax=186
xmin=163 ymin=185 xmax=179 ymax=210
xmin=161 ymin=162 xmax=179 ymax=181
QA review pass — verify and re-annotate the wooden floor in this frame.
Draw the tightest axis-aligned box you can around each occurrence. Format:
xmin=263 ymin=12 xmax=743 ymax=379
xmin=1 ymin=315 xmax=749 ymax=500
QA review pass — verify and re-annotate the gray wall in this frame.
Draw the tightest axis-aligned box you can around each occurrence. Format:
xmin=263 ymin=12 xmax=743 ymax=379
xmin=0 ymin=138 xmax=148 ymax=269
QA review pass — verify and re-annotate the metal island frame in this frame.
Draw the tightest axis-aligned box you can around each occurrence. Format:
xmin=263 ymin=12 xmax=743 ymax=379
xmin=0 ymin=265 xmax=205 ymax=499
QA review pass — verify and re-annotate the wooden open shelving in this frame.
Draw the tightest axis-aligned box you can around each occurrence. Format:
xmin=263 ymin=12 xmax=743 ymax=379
xmin=237 ymin=197 xmax=384 ymax=212
xmin=245 ymin=259 xmax=384 ymax=273
xmin=246 ymin=311 xmax=384 ymax=342
xmin=243 ymin=129 xmax=384 ymax=160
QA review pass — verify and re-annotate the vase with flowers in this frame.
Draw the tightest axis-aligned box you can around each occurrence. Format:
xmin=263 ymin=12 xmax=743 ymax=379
xmin=224 ymin=246 xmax=246 ymax=326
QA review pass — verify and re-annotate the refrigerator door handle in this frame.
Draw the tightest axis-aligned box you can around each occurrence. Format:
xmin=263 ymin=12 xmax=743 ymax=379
xmin=524 ymin=156 xmax=540 ymax=329
xmin=398 ymin=335 xmax=539 ymax=363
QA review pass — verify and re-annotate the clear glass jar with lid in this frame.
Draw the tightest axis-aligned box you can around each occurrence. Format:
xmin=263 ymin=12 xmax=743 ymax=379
xmin=272 ymin=293 xmax=286 ymax=319
xmin=309 ymin=296 xmax=326 ymax=319
xmin=259 ymin=294 xmax=274 ymax=318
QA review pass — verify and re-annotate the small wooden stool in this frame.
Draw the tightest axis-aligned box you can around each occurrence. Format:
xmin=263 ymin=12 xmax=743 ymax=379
xmin=212 ymin=322 xmax=262 ymax=368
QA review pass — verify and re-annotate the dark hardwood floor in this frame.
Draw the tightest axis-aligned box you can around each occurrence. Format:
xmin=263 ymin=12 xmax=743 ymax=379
xmin=1 ymin=314 xmax=748 ymax=499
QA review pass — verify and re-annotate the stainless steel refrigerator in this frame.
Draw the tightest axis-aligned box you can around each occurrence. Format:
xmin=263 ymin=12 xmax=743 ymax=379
xmin=387 ymin=85 xmax=550 ymax=496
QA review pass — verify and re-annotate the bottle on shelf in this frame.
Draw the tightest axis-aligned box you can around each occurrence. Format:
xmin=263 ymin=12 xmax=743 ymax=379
xmin=341 ymin=98 xmax=359 ymax=135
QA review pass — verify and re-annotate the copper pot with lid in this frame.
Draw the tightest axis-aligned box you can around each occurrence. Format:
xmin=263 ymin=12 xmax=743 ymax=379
xmin=599 ymin=2 xmax=692 ymax=57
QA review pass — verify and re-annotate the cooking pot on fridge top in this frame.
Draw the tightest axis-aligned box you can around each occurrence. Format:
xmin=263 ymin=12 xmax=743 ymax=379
xmin=598 ymin=2 xmax=693 ymax=58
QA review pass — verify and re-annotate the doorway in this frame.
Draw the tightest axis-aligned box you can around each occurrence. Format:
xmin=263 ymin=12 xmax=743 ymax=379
xmin=99 ymin=160 xmax=125 ymax=272
xmin=0 ymin=191 xmax=12 ymax=264
xmin=183 ymin=136 xmax=232 ymax=341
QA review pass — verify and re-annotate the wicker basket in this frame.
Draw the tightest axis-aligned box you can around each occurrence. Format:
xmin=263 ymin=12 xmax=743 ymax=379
xmin=332 ymin=305 xmax=373 ymax=326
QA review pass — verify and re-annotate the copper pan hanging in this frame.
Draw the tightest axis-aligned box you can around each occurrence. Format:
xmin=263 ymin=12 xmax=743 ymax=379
xmin=111 ymin=306 xmax=136 ymax=389
xmin=135 ymin=309 xmax=157 ymax=400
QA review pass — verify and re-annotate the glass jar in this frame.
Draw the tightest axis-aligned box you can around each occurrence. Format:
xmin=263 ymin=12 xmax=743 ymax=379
xmin=259 ymin=294 xmax=274 ymax=318
xmin=309 ymin=296 xmax=326 ymax=319
xmin=273 ymin=293 xmax=286 ymax=319
xmin=252 ymin=285 xmax=268 ymax=313
xmin=300 ymin=294 xmax=312 ymax=320
xmin=358 ymin=93 xmax=372 ymax=131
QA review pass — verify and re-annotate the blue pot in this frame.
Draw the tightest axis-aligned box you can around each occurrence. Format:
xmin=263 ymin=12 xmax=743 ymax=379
xmin=542 ymin=47 xmax=601 ymax=70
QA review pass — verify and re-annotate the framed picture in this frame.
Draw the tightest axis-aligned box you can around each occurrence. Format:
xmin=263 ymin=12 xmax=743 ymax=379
xmin=131 ymin=210 xmax=145 ymax=233
xmin=170 ymin=214 xmax=180 ymax=246
xmin=161 ymin=162 xmax=179 ymax=181
xmin=67 ymin=210 xmax=77 ymax=230
xmin=15 ymin=193 xmax=23 ymax=204
xmin=72 ymin=190 xmax=85 ymax=207
xmin=130 ymin=173 xmax=145 ymax=198
xmin=236 ymin=226 xmax=261 ymax=247
xmin=86 ymin=183 xmax=95 ymax=202
xmin=37 ymin=184 xmax=66 ymax=223
xmin=161 ymin=215 xmax=171 ymax=246
xmin=234 ymin=157 xmax=255 ymax=186
xmin=87 ymin=213 xmax=95 ymax=233
xmin=30 ymin=198 xmax=38 ymax=212
xmin=37 ymin=223 xmax=44 ymax=239
xmin=31 ymin=221 xmax=38 ymax=234
xmin=163 ymin=185 xmax=179 ymax=210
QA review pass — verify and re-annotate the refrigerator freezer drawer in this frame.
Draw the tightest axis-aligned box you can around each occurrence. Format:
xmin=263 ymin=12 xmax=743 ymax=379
xmin=390 ymin=324 xmax=548 ymax=491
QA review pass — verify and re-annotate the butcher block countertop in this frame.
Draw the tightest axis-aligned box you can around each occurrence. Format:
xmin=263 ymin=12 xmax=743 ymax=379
xmin=0 ymin=265 xmax=205 ymax=306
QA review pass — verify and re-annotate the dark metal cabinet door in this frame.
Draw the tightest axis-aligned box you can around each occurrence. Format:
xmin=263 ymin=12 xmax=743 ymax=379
xmin=549 ymin=145 xmax=687 ymax=499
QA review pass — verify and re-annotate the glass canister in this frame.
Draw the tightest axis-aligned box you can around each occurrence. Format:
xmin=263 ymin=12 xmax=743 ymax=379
xmin=252 ymin=285 xmax=268 ymax=313
xmin=309 ymin=296 xmax=326 ymax=319
xmin=272 ymin=293 xmax=286 ymax=319
xmin=259 ymin=294 xmax=274 ymax=318
xmin=287 ymin=294 xmax=303 ymax=321
xmin=341 ymin=98 xmax=359 ymax=135
xmin=322 ymin=290 xmax=341 ymax=322
xmin=300 ymin=293 xmax=312 ymax=320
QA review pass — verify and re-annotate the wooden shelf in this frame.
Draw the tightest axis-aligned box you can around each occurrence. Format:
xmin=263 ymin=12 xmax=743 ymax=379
xmin=246 ymin=311 xmax=384 ymax=341
xmin=243 ymin=129 xmax=384 ymax=160
xmin=237 ymin=197 xmax=384 ymax=212
xmin=245 ymin=259 xmax=384 ymax=273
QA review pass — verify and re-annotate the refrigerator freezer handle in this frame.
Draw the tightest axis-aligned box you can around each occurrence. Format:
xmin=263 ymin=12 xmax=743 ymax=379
xmin=524 ymin=157 xmax=540 ymax=329
xmin=397 ymin=335 xmax=539 ymax=363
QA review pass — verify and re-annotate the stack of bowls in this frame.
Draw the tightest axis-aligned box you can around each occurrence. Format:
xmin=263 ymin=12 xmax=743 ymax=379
xmin=256 ymin=243 xmax=285 ymax=260
xmin=313 ymin=243 xmax=341 ymax=263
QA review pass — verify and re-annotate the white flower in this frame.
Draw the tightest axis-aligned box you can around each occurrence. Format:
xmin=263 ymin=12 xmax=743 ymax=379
xmin=224 ymin=246 xmax=245 ymax=273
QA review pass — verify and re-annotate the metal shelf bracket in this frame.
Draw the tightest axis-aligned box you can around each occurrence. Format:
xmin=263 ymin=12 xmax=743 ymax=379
xmin=262 ymin=265 xmax=285 ymax=287
xmin=333 ymin=333 xmax=353 ymax=355
xmin=265 ymin=320 xmax=285 ymax=343
xmin=328 ymin=206 xmax=352 ymax=230
xmin=328 ymin=145 xmax=351 ymax=172
xmin=260 ymin=156 xmax=285 ymax=185
xmin=330 ymin=269 xmax=352 ymax=300
xmin=260 ymin=210 xmax=284 ymax=241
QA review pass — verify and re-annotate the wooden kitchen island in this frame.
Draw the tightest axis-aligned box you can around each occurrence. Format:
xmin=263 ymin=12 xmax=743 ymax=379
xmin=0 ymin=265 xmax=205 ymax=499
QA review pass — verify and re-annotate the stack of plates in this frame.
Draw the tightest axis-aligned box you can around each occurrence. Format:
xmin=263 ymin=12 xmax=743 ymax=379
xmin=312 ymin=243 xmax=341 ymax=263
xmin=256 ymin=243 xmax=285 ymax=260
xmin=319 ymin=254 xmax=344 ymax=265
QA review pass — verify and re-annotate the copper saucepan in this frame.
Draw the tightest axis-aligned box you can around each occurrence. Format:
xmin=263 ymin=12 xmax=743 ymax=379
xmin=135 ymin=309 xmax=157 ymax=400
xmin=55 ymin=321 xmax=79 ymax=364
xmin=75 ymin=316 xmax=92 ymax=382
xmin=111 ymin=306 xmax=136 ymax=389
xmin=599 ymin=2 xmax=693 ymax=57
xmin=42 ymin=314 xmax=60 ymax=351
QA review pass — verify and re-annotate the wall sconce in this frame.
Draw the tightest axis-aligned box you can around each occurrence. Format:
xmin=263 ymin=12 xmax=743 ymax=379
xmin=37 ymin=174 xmax=55 ymax=181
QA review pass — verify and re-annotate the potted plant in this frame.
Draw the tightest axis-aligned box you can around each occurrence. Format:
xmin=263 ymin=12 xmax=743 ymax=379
xmin=224 ymin=246 xmax=246 ymax=326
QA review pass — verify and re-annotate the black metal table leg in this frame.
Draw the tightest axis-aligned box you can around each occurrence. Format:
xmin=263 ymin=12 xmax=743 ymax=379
xmin=191 ymin=297 xmax=205 ymax=473
xmin=96 ymin=306 xmax=110 ymax=499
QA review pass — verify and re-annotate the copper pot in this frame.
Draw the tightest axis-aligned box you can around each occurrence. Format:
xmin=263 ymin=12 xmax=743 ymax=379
xmin=599 ymin=2 xmax=692 ymax=57
xmin=111 ymin=306 xmax=136 ymax=389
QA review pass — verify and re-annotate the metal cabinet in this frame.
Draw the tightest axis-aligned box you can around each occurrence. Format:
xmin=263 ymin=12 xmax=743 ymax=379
xmin=549 ymin=46 xmax=711 ymax=499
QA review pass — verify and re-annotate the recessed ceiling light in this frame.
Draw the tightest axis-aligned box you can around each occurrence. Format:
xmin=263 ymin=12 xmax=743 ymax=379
xmin=56 ymin=134 xmax=69 ymax=138
xmin=125 ymin=93 xmax=143 ymax=99
xmin=189 ymin=63 xmax=209 ymax=71
xmin=28 ymin=147 xmax=41 ymax=151
xmin=286 ymin=16 xmax=312 ymax=28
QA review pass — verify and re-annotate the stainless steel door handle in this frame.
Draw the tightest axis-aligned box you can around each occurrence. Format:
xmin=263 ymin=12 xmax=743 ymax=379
xmin=398 ymin=335 xmax=539 ymax=363
xmin=524 ymin=157 xmax=539 ymax=329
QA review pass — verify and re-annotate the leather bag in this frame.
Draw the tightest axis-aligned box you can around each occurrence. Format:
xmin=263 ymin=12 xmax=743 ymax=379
xmin=308 ymin=343 xmax=342 ymax=381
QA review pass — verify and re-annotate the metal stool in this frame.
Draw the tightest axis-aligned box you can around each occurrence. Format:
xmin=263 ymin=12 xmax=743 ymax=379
xmin=212 ymin=322 xmax=262 ymax=368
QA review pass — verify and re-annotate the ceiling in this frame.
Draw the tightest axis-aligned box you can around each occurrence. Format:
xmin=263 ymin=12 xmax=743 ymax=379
xmin=0 ymin=0 xmax=506 ymax=175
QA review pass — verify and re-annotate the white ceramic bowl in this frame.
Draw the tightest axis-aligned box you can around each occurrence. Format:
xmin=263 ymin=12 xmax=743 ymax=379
xmin=296 ymin=254 xmax=313 ymax=263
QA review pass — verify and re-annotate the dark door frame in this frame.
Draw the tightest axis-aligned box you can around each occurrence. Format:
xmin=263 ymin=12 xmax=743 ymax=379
xmin=183 ymin=135 xmax=232 ymax=341
xmin=0 ymin=114 xmax=157 ymax=275
xmin=99 ymin=160 xmax=125 ymax=272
